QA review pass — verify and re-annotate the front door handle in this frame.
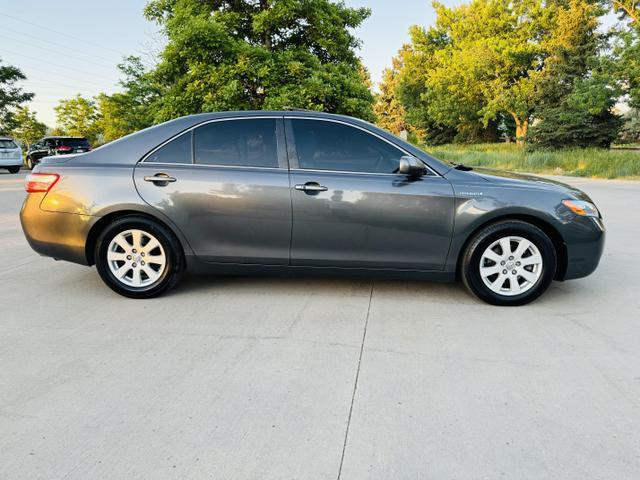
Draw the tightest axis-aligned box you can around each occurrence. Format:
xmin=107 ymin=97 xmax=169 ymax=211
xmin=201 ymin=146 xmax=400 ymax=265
xmin=295 ymin=182 xmax=328 ymax=193
xmin=144 ymin=173 xmax=177 ymax=186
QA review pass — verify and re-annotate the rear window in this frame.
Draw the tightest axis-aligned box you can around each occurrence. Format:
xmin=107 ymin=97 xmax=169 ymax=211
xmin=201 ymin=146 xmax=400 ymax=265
xmin=0 ymin=140 xmax=18 ymax=149
xmin=194 ymin=119 xmax=278 ymax=168
xmin=58 ymin=138 xmax=90 ymax=148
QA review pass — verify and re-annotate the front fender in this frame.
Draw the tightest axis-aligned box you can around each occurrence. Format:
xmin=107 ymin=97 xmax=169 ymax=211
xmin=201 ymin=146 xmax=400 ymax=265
xmin=444 ymin=182 xmax=570 ymax=275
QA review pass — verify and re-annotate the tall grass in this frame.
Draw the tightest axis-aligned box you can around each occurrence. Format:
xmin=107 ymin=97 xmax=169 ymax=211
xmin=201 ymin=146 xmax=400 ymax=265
xmin=426 ymin=143 xmax=640 ymax=179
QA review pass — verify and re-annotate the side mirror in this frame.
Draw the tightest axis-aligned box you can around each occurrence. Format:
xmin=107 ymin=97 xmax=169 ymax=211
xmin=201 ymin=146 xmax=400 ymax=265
xmin=398 ymin=156 xmax=427 ymax=177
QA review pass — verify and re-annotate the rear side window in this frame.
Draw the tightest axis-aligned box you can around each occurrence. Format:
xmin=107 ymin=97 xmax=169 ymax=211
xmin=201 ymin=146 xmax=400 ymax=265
xmin=194 ymin=119 xmax=278 ymax=168
xmin=290 ymin=119 xmax=406 ymax=174
xmin=0 ymin=140 xmax=18 ymax=149
xmin=147 ymin=132 xmax=192 ymax=164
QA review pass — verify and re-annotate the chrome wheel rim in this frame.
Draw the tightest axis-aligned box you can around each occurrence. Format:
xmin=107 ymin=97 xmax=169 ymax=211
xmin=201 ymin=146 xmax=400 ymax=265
xmin=107 ymin=229 xmax=166 ymax=288
xmin=479 ymin=236 xmax=543 ymax=297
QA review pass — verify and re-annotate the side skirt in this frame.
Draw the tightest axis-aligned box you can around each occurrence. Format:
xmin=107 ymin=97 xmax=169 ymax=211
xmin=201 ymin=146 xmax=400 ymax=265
xmin=185 ymin=256 xmax=456 ymax=283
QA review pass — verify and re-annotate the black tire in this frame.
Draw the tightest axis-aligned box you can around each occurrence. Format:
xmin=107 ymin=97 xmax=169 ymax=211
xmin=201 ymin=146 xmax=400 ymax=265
xmin=8 ymin=166 xmax=20 ymax=174
xmin=26 ymin=156 xmax=34 ymax=170
xmin=94 ymin=215 xmax=185 ymax=299
xmin=460 ymin=220 xmax=557 ymax=306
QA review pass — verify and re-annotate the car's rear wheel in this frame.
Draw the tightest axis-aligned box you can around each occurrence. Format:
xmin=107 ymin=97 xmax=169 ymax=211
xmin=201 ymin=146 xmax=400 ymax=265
xmin=461 ymin=220 xmax=557 ymax=306
xmin=26 ymin=156 xmax=33 ymax=170
xmin=95 ymin=216 xmax=184 ymax=298
xmin=8 ymin=166 xmax=20 ymax=174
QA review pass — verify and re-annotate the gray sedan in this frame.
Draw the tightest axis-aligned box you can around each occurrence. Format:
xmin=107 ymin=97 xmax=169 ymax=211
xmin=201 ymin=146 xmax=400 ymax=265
xmin=20 ymin=111 xmax=604 ymax=305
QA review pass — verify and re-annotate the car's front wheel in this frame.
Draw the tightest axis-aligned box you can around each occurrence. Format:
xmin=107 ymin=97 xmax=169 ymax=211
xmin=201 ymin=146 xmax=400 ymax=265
xmin=95 ymin=216 xmax=184 ymax=298
xmin=8 ymin=166 xmax=20 ymax=174
xmin=461 ymin=220 xmax=557 ymax=306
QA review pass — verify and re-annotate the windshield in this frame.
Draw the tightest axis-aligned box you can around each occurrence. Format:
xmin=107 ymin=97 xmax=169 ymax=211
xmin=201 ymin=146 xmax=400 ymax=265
xmin=58 ymin=138 xmax=90 ymax=147
xmin=0 ymin=140 xmax=18 ymax=149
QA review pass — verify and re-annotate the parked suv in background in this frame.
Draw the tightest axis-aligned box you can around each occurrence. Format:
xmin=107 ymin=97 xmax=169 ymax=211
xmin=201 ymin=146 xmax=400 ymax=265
xmin=26 ymin=137 xmax=91 ymax=169
xmin=0 ymin=137 xmax=23 ymax=174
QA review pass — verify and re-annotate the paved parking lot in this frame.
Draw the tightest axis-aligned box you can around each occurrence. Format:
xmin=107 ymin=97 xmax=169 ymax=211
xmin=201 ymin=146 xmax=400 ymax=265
xmin=1 ymin=170 xmax=639 ymax=479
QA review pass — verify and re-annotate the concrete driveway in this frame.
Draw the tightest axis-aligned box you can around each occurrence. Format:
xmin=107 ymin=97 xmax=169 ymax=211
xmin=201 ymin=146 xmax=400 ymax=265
xmin=1 ymin=171 xmax=638 ymax=479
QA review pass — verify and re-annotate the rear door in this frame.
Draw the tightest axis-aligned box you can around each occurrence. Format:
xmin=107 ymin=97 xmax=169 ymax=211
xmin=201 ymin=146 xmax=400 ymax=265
xmin=134 ymin=117 xmax=292 ymax=265
xmin=286 ymin=118 xmax=455 ymax=270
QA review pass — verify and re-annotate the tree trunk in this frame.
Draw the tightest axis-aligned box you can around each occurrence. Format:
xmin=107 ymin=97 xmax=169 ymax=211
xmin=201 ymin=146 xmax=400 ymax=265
xmin=514 ymin=117 xmax=529 ymax=147
xmin=259 ymin=0 xmax=272 ymax=51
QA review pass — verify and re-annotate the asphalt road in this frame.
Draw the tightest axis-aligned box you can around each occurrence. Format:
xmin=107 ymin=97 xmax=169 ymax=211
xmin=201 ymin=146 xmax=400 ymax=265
xmin=1 ymin=170 xmax=639 ymax=479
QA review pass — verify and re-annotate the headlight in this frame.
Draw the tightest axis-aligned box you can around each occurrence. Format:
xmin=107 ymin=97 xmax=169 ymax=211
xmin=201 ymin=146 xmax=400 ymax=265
xmin=562 ymin=199 xmax=600 ymax=218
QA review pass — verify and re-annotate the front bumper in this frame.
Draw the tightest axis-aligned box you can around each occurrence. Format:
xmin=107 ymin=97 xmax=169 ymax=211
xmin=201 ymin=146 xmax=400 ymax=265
xmin=562 ymin=216 xmax=605 ymax=280
xmin=20 ymin=193 xmax=94 ymax=265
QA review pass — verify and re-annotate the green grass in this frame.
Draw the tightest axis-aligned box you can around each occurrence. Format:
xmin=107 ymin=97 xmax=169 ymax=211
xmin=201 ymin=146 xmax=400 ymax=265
xmin=425 ymin=143 xmax=640 ymax=179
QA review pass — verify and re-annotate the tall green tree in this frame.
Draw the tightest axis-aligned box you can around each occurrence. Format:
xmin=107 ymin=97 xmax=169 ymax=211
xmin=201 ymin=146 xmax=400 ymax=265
xmin=9 ymin=106 xmax=47 ymax=149
xmin=374 ymin=55 xmax=407 ymax=135
xmin=611 ymin=0 xmax=640 ymax=109
xmin=143 ymin=0 xmax=374 ymax=121
xmin=0 ymin=58 xmax=34 ymax=134
xmin=378 ymin=0 xmax=621 ymax=147
xmin=54 ymin=95 xmax=101 ymax=143
xmin=393 ymin=28 xmax=460 ymax=144
xmin=423 ymin=0 xmax=560 ymax=146
xmin=97 ymin=56 xmax=159 ymax=142
xmin=528 ymin=0 xmax=622 ymax=149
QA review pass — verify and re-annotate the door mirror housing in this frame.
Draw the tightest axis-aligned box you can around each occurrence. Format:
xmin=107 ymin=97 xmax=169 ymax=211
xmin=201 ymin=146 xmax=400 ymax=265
xmin=398 ymin=156 xmax=427 ymax=177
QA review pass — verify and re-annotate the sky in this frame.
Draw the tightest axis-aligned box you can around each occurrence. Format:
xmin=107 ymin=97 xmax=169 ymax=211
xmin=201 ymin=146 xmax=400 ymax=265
xmin=0 ymin=0 xmax=454 ymax=126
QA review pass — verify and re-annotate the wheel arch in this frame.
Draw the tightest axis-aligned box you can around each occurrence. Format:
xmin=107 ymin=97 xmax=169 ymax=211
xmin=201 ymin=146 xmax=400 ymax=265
xmin=85 ymin=209 xmax=189 ymax=266
xmin=455 ymin=213 xmax=568 ymax=281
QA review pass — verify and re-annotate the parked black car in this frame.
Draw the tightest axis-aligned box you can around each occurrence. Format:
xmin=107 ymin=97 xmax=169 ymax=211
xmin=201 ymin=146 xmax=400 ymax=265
xmin=26 ymin=137 xmax=92 ymax=169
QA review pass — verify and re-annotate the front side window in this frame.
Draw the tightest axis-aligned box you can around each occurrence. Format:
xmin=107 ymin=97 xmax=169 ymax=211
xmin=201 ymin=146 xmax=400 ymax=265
xmin=194 ymin=119 xmax=278 ymax=168
xmin=147 ymin=132 xmax=192 ymax=164
xmin=290 ymin=119 xmax=406 ymax=174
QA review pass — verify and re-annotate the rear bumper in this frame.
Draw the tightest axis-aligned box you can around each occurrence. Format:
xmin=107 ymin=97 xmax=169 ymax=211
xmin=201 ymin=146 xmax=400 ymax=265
xmin=0 ymin=158 xmax=22 ymax=167
xmin=563 ymin=216 xmax=605 ymax=280
xmin=20 ymin=194 xmax=94 ymax=265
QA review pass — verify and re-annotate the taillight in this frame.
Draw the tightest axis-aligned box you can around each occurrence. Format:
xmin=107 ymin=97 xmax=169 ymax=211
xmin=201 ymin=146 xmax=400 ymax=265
xmin=25 ymin=173 xmax=60 ymax=193
xmin=56 ymin=145 xmax=73 ymax=152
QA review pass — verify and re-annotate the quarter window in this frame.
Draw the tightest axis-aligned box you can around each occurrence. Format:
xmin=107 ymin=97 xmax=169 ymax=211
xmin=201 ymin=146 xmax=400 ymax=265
xmin=194 ymin=119 xmax=278 ymax=168
xmin=290 ymin=119 xmax=406 ymax=174
xmin=147 ymin=132 xmax=192 ymax=164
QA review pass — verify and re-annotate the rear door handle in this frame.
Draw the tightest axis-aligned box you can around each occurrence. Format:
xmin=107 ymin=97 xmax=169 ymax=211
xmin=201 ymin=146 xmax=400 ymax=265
xmin=295 ymin=182 xmax=328 ymax=192
xmin=144 ymin=173 xmax=177 ymax=186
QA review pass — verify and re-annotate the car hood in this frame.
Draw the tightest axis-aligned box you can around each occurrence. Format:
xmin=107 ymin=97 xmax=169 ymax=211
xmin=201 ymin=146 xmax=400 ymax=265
xmin=467 ymin=167 xmax=591 ymax=200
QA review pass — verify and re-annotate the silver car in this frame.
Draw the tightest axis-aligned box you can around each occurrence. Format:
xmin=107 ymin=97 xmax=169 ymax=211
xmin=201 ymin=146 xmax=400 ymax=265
xmin=20 ymin=111 xmax=605 ymax=305
xmin=0 ymin=136 xmax=23 ymax=174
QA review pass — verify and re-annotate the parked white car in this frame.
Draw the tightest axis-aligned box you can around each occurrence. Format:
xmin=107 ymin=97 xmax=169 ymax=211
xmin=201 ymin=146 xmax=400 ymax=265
xmin=0 ymin=137 xmax=23 ymax=174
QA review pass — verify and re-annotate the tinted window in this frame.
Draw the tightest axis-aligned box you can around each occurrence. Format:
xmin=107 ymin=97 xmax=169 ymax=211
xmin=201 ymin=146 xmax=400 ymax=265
xmin=194 ymin=119 xmax=278 ymax=168
xmin=59 ymin=138 xmax=91 ymax=148
xmin=147 ymin=132 xmax=192 ymax=164
xmin=0 ymin=140 xmax=18 ymax=149
xmin=291 ymin=120 xmax=406 ymax=174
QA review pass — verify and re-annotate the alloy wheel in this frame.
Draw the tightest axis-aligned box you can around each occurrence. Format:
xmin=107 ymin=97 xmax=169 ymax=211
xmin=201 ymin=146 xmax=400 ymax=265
xmin=107 ymin=229 xmax=167 ymax=288
xmin=479 ymin=236 xmax=543 ymax=297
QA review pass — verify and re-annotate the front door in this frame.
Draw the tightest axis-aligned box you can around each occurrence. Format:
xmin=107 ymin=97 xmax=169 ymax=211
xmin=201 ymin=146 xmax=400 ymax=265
xmin=286 ymin=118 xmax=454 ymax=270
xmin=134 ymin=117 xmax=292 ymax=265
